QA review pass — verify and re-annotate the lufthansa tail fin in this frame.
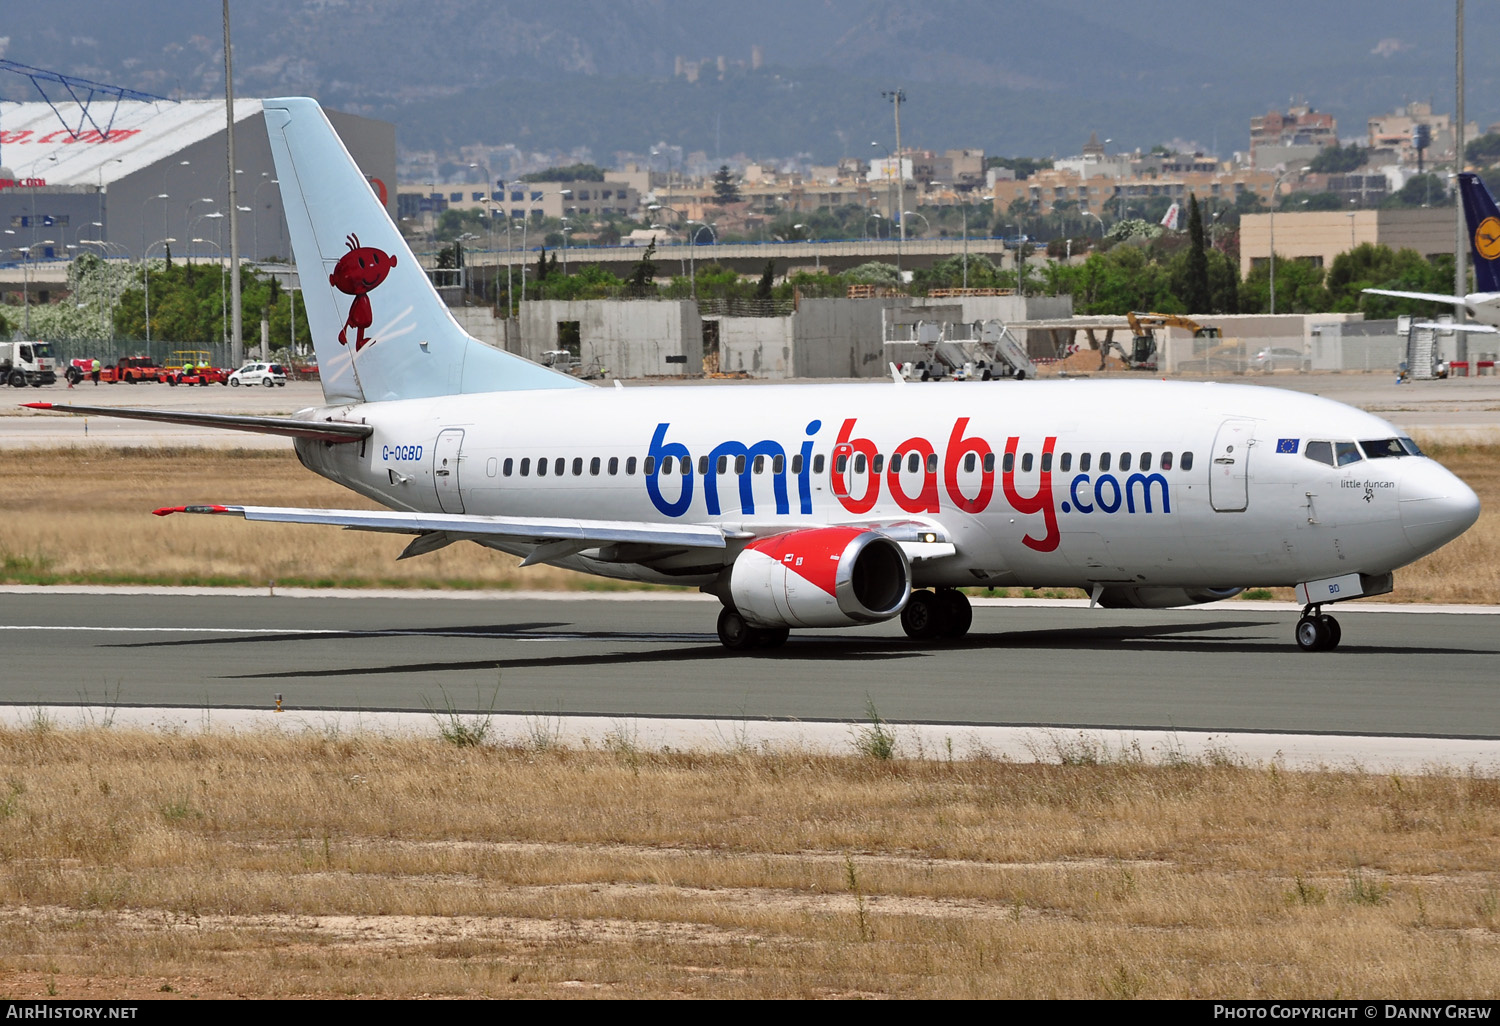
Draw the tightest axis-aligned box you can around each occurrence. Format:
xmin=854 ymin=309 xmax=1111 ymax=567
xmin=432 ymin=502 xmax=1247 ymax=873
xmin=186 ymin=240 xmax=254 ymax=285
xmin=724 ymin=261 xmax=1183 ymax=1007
xmin=261 ymin=98 xmax=586 ymax=405
xmin=1459 ymin=172 xmax=1500 ymax=293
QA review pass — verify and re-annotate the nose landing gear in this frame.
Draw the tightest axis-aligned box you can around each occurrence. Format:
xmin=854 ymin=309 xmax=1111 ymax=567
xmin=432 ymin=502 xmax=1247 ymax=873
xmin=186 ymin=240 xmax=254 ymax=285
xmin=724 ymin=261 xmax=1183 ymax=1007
xmin=1294 ymin=606 xmax=1342 ymax=651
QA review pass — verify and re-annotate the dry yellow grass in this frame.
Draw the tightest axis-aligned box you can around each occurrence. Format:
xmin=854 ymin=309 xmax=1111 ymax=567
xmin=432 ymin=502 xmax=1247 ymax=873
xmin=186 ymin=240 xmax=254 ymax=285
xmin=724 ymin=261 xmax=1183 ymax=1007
xmin=0 ymin=727 xmax=1495 ymax=998
xmin=0 ymin=442 xmax=1494 ymax=601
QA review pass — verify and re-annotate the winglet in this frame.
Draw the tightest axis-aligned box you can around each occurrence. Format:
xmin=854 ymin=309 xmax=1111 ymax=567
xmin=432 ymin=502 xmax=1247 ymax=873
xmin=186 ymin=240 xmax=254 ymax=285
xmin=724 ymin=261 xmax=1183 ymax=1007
xmin=153 ymin=505 xmax=235 ymax=517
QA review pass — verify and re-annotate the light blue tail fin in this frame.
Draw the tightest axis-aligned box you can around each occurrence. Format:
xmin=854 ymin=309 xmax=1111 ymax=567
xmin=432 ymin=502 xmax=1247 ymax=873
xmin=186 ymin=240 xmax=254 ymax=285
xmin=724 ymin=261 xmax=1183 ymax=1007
xmin=261 ymin=97 xmax=586 ymax=405
xmin=1459 ymin=172 xmax=1500 ymax=294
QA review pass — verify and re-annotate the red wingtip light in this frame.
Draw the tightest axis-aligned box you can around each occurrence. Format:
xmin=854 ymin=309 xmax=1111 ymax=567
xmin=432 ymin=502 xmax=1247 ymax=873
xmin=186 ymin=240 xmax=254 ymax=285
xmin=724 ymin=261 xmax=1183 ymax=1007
xmin=21 ymin=403 xmax=54 ymax=410
xmin=154 ymin=505 xmax=231 ymax=517
xmin=152 ymin=506 xmax=185 ymax=517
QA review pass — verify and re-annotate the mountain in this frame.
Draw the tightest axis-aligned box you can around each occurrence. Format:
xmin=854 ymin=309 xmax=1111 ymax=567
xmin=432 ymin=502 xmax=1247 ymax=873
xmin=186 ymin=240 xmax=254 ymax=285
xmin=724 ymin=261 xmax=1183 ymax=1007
xmin=1 ymin=1 xmax=1494 ymax=161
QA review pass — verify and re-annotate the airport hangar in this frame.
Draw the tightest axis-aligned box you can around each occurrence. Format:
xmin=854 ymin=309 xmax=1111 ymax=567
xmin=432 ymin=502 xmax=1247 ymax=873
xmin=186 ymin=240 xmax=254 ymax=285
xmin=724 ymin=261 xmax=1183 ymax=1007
xmin=0 ymin=99 xmax=394 ymax=268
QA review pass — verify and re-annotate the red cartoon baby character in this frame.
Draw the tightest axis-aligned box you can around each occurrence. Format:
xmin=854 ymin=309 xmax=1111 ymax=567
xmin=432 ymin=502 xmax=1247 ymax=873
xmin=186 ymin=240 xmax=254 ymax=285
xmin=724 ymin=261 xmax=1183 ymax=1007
xmin=329 ymin=234 xmax=397 ymax=351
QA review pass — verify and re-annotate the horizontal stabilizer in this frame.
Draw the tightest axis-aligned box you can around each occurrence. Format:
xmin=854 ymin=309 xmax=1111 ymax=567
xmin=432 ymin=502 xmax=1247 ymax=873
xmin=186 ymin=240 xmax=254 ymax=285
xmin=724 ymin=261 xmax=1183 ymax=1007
xmin=21 ymin=403 xmax=371 ymax=443
xmin=152 ymin=504 xmax=728 ymax=550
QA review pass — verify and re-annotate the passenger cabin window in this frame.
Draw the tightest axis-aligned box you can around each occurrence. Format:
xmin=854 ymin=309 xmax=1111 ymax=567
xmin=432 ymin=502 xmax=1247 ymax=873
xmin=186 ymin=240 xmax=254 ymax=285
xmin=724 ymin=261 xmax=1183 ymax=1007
xmin=1119 ymin=452 xmax=1131 ymax=472
xmin=717 ymin=455 xmax=728 ymax=474
xmin=1160 ymin=452 xmax=1172 ymax=471
xmin=773 ymin=454 xmax=785 ymax=474
xmin=813 ymin=455 xmax=825 ymax=475
xmin=871 ymin=454 xmax=883 ymax=474
xmin=791 ymin=454 xmax=803 ymax=474
xmin=1060 ymin=453 xmax=1072 ymax=473
xmin=520 ymin=457 xmax=531 ymax=476
xmin=643 ymin=456 xmax=655 ymax=475
xmin=699 ymin=456 xmax=709 ymax=475
xmin=1021 ymin=453 xmax=1033 ymax=473
xmin=1080 ymin=453 xmax=1091 ymax=472
xmin=1140 ymin=452 xmax=1150 ymax=470
xmin=1334 ymin=441 xmax=1363 ymax=467
xmin=983 ymin=452 xmax=995 ymax=473
xmin=927 ymin=453 xmax=939 ymax=473
xmin=590 ymin=457 xmax=600 ymax=476
xmin=554 ymin=458 xmax=565 ymax=476
xmin=964 ymin=453 xmax=976 ymax=473
xmin=1099 ymin=453 xmax=1111 ymax=472
xmin=736 ymin=454 xmax=747 ymax=474
xmin=1041 ymin=452 xmax=1052 ymax=472
xmin=853 ymin=454 xmax=866 ymax=474
xmin=1003 ymin=452 xmax=1015 ymax=473
xmin=573 ymin=458 xmax=584 ymax=476
xmin=502 ymin=458 xmax=513 ymax=477
xmin=1181 ymin=452 xmax=1193 ymax=471
xmin=627 ymin=457 xmax=637 ymax=475
xmin=836 ymin=454 xmax=848 ymax=474
xmin=608 ymin=457 xmax=618 ymax=475
xmin=908 ymin=453 xmax=921 ymax=473
xmin=537 ymin=458 xmax=548 ymax=477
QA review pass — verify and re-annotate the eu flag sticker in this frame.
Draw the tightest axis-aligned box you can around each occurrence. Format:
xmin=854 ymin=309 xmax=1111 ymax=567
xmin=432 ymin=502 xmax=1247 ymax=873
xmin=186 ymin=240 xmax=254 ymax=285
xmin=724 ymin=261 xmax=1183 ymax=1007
xmin=1276 ymin=438 xmax=1300 ymax=454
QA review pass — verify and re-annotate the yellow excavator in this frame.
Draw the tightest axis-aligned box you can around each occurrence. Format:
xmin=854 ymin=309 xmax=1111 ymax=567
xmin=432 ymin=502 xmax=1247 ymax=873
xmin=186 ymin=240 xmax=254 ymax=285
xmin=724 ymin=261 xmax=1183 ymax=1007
xmin=1108 ymin=312 xmax=1222 ymax=371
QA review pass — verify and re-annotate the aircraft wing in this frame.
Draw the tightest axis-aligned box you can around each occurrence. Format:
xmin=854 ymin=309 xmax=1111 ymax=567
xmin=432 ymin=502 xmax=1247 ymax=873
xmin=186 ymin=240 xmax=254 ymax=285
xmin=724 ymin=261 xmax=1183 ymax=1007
xmin=21 ymin=403 xmax=371 ymax=444
xmin=153 ymin=504 xmax=729 ymax=564
xmin=1361 ymin=288 xmax=1467 ymax=307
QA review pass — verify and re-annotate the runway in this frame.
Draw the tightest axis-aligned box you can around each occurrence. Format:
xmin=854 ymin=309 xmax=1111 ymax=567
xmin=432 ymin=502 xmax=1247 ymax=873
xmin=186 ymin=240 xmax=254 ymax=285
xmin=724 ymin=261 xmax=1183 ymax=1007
xmin=3 ymin=589 xmax=1497 ymax=740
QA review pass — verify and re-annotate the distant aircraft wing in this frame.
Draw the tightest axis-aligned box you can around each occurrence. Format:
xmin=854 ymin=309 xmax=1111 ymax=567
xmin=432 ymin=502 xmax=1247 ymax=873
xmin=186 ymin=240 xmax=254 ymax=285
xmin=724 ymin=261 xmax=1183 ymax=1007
xmin=21 ymin=403 xmax=371 ymax=444
xmin=153 ymin=504 xmax=729 ymax=564
xmin=1361 ymin=288 xmax=1467 ymax=307
xmin=1413 ymin=321 xmax=1499 ymax=333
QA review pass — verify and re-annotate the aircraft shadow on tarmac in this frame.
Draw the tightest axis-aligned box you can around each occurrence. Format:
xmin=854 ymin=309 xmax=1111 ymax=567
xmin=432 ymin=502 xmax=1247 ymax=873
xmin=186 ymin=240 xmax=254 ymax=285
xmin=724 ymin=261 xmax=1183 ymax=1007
xmin=100 ymin=618 xmax=1491 ymax=682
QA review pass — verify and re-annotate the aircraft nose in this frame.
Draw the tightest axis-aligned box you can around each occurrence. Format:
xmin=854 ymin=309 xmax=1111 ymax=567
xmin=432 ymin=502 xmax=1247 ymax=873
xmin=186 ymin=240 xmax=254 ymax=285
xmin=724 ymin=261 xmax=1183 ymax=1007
xmin=1399 ymin=463 xmax=1481 ymax=558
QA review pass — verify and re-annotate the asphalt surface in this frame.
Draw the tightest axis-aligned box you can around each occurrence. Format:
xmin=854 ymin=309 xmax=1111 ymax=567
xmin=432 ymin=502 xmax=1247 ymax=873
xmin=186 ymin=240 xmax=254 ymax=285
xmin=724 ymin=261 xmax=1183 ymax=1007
xmin=4 ymin=591 xmax=1496 ymax=738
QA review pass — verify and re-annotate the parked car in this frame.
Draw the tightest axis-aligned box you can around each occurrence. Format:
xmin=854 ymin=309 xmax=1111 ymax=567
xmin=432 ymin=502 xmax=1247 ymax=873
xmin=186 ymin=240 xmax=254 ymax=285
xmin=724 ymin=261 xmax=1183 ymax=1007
xmin=1250 ymin=347 xmax=1305 ymax=372
xmin=228 ymin=362 xmax=287 ymax=387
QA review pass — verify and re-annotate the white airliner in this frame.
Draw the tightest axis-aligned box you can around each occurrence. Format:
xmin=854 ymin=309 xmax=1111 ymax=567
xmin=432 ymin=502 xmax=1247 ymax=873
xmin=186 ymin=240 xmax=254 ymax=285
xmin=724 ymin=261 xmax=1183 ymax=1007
xmin=25 ymin=99 xmax=1482 ymax=652
xmin=1363 ymin=172 xmax=1500 ymax=333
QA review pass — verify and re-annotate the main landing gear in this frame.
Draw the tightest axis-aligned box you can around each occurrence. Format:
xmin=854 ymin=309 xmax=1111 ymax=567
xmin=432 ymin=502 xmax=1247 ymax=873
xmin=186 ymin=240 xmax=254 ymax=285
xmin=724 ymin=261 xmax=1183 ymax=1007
xmin=900 ymin=588 xmax=973 ymax=641
xmin=716 ymin=608 xmax=790 ymax=651
xmin=1294 ymin=606 xmax=1342 ymax=652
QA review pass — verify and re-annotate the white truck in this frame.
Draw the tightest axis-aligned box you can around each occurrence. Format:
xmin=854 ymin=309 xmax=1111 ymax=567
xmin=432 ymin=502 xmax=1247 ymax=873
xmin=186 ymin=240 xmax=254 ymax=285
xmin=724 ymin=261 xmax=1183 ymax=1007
xmin=0 ymin=341 xmax=58 ymax=387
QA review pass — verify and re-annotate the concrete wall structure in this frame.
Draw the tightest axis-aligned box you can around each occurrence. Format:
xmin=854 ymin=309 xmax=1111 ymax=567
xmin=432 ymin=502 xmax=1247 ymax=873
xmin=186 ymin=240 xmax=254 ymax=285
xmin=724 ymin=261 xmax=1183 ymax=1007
xmin=516 ymin=299 xmax=702 ymax=378
xmin=1239 ymin=208 xmax=1458 ymax=278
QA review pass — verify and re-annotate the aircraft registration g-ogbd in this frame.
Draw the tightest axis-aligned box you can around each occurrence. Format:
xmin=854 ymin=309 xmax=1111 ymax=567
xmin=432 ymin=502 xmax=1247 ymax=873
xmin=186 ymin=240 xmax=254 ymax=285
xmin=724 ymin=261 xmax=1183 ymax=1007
xmin=24 ymin=99 xmax=1482 ymax=651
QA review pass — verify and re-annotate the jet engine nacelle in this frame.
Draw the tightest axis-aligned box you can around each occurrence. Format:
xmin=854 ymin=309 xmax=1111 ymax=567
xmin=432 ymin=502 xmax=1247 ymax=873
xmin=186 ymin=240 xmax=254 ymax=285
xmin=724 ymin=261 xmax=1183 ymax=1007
xmin=729 ymin=527 xmax=911 ymax=629
xmin=1095 ymin=586 xmax=1245 ymax=609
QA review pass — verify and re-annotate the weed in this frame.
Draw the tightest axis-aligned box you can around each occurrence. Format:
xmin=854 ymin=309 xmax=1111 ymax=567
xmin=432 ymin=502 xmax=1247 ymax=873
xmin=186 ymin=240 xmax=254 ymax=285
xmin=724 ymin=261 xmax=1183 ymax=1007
xmin=603 ymin=721 xmax=641 ymax=770
xmin=425 ymin=682 xmax=501 ymax=749
xmin=76 ymin=683 xmax=123 ymax=730
xmin=851 ymin=697 xmax=896 ymax=760
xmin=844 ymin=854 xmax=872 ymax=942
xmin=1346 ymin=867 xmax=1388 ymax=906
xmin=523 ymin=710 xmax=563 ymax=754
xmin=1288 ymin=875 xmax=1327 ymax=906
xmin=1479 ymin=887 xmax=1499 ymax=920
xmin=25 ymin=706 xmax=55 ymax=736
xmin=1243 ymin=588 xmax=1275 ymax=600
xmin=160 ymin=795 xmax=198 ymax=822
xmin=1105 ymin=964 xmax=1144 ymax=999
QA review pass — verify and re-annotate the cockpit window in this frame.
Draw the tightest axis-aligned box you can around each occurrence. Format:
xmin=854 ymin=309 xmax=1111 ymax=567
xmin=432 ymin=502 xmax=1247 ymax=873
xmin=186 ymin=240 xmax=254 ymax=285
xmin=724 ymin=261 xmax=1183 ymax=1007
xmin=1360 ymin=438 xmax=1408 ymax=459
xmin=1400 ymin=437 xmax=1424 ymax=457
xmin=1334 ymin=441 xmax=1363 ymax=466
xmin=1305 ymin=440 xmax=1335 ymax=467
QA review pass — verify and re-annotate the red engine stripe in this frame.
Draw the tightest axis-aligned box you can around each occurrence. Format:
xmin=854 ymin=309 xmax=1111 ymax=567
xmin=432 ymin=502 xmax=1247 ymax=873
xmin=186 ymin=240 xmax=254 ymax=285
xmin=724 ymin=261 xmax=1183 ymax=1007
xmin=746 ymin=526 xmax=864 ymax=597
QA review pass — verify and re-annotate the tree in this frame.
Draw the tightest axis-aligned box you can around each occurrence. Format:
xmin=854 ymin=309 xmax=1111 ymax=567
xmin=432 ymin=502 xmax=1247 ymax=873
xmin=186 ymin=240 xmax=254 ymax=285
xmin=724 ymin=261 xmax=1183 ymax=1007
xmin=534 ymin=246 xmax=548 ymax=283
xmin=755 ymin=260 xmax=775 ymax=301
xmin=1239 ymin=257 xmax=1328 ymax=314
xmin=1383 ymin=174 xmax=1454 ymax=209
xmin=1182 ymin=195 xmax=1210 ymax=313
xmin=521 ymin=164 xmax=606 ymax=182
xmin=1308 ymin=143 xmax=1369 ymax=174
xmin=712 ymin=165 xmax=741 ymax=204
xmin=626 ymin=241 xmax=658 ymax=296
xmin=1465 ymin=133 xmax=1500 ymax=167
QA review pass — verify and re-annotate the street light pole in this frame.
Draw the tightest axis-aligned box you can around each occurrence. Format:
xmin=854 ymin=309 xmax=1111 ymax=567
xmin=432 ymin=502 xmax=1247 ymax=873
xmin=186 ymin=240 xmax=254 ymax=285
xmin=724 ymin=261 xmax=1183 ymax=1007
xmin=1268 ymin=165 xmax=1310 ymax=315
xmin=470 ymin=161 xmax=496 ymax=304
xmin=882 ymin=89 xmax=906 ymax=275
xmin=143 ymin=237 xmax=175 ymax=362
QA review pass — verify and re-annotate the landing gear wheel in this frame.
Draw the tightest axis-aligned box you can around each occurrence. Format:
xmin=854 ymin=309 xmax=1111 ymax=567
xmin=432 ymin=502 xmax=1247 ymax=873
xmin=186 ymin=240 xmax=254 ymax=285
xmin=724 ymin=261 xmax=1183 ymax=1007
xmin=936 ymin=589 xmax=973 ymax=638
xmin=717 ymin=608 xmax=757 ymax=651
xmin=1320 ymin=615 xmax=1341 ymax=649
xmin=754 ymin=627 xmax=790 ymax=650
xmin=901 ymin=590 xmax=943 ymax=640
xmin=1295 ymin=615 xmax=1340 ymax=652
